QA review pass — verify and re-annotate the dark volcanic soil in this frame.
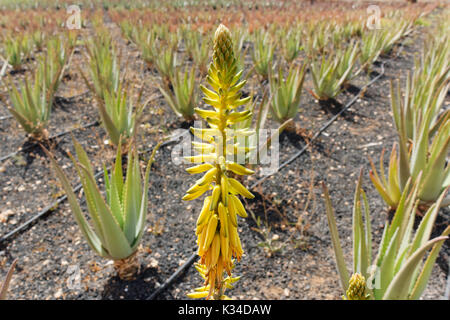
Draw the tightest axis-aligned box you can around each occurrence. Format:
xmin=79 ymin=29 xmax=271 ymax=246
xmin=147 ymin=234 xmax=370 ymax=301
xmin=0 ymin=10 xmax=448 ymax=300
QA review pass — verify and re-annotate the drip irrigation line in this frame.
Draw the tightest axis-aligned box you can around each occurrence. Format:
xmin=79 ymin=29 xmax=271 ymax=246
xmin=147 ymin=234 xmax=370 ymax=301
xmin=51 ymin=120 xmax=99 ymax=140
xmin=0 ymin=130 xmax=188 ymax=245
xmin=143 ymin=46 xmax=406 ymax=300
xmin=147 ymin=252 xmax=197 ymax=300
xmin=0 ymin=121 xmax=99 ymax=163
xmin=54 ymin=90 xmax=91 ymax=104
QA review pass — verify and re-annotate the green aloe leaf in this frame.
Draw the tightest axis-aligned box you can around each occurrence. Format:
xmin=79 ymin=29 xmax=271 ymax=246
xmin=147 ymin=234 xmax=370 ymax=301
xmin=44 ymin=147 xmax=105 ymax=257
xmin=78 ymin=163 xmax=132 ymax=259
xmin=322 ymin=183 xmax=349 ymax=292
xmin=410 ymin=225 xmax=450 ymax=299
xmin=377 ymin=229 xmax=399 ymax=297
xmin=382 ymin=236 xmax=448 ymax=300
xmin=133 ymin=142 xmax=161 ymax=250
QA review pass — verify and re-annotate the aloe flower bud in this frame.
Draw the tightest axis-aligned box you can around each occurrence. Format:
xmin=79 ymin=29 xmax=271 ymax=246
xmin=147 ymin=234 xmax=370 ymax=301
xmin=213 ymin=24 xmax=234 ymax=70
xmin=344 ymin=273 xmax=370 ymax=300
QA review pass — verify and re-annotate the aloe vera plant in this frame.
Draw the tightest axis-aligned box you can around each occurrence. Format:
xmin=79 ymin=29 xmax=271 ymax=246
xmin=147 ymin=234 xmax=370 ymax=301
xmin=6 ymin=68 xmax=54 ymax=140
xmin=310 ymin=51 xmax=353 ymax=101
xmin=336 ymin=42 xmax=360 ymax=86
xmin=359 ymin=30 xmax=385 ymax=73
xmin=134 ymin=26 xmax=159 ymax=68
xmin=251 ymin=31 xmax=274 ymax=80
xmin=155 ymin=43 xmax=178 ymax=86
xmin=379 ymin=19 xmax=414 ymax=56
xmin=269 ymin=64 xmax=306 ymax=128
xmin=370 ymin=77 xmax=450 ymax=209
xmin=38 ymin=36 xmax=73 ymax=95
xmin=232 ymin=28 xmax=248 ymax=72
xmin=185 ymin=31 xmax=211 ymax=76
xmin=97 ymin=85 xmax=146 ymax=149
xmin=159 ymin=66 xmax=197 ymax=121
xmin=323 ymin=171 xmax=449 ymax=300
xmin=46 ymin=140 xmax=160 ymax=280
xmin=4 ymin=35 xmax=31 ymax=70
xmin=83 ymin=35 xmax=121 ymax=100
xmin=303 ymin=22 xmax=331 ymax=57
xmin=282 ymin=29 xmax=302 ymax=63
xmin=31 ymin=30 xmax=46 ymax=51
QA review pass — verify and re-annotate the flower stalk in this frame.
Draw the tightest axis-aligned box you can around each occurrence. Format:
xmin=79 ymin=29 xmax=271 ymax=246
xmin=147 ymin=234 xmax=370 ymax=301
xmin=183 ymin=24 xmax=253 ymax=300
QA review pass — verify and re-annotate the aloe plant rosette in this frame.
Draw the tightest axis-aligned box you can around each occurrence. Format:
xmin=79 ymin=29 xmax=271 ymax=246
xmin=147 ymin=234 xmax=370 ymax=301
xmin=46 ymin=140 xmax=159 ymax=280
xmin=323 ymin=171 xmax=449 ymax=300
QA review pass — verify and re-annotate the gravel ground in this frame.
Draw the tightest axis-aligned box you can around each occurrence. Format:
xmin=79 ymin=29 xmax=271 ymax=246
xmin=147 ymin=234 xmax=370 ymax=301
xmin=0 ymin=6 xmax=448 ymax=300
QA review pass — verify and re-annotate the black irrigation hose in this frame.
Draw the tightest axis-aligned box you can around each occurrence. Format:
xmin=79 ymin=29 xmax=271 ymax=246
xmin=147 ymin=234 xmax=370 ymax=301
xmin=147 ymin=252 xmax=198 ymax=300
xmin=0 ymin=121 xmax=99 ymax=163
xmin=0 ymin=130 xmax=188 ymax=245
xmin=53 ymin=91 xmax=91 ymax=105
xmin=145 ymin=46 xmax=406 ymax=300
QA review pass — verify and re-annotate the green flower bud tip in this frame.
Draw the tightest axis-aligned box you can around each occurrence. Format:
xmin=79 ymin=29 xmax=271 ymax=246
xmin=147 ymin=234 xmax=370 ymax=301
xmin=213 ymin=24 xmax=234 ymax=70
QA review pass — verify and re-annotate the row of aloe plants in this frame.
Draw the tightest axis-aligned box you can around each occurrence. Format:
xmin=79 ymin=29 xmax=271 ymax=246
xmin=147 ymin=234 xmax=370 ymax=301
xmin=113 ymin=14 xmax=416 ymax=134
xmin=4 ymin=36 xmax=74 ymax=140
xmin=323 ymin=25 xmax=449 ymax=300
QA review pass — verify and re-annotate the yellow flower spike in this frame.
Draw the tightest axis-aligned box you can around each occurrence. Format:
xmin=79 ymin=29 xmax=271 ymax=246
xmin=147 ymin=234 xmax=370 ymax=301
xmin=186 ymin=181 xmax=208 ymax=194
xmin=228 ymin=224 xmax=241 ymax=255
xmin=194 ymin=263 xmax=206 ymax=275
xmin=192 ymin=142 xmax=215 ymax=154
xmin=194 ymin=107 xmax=219 ymax=119
xmin=196 ymin=223 xmax=205 ymax=236
xmin=194 ymin=286 xmax=209 ymax=292
xmin=184 ymin=24 xmax=254 ymax=300
xmin=182 ymin=185 xmax=210 ymax=201
xmin=220 ymin=231 xmax=229 ymax=262
xmin=184 ymin=154 xmax=217 ymax=163
xmin=197 ymin=228 xmax=207 ymax=256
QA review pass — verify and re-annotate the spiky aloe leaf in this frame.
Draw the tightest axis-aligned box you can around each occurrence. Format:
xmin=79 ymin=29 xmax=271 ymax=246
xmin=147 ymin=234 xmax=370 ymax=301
xmin=322 ymin=183 xmax=350 ymax=292
xmin=382 ymin=236 xmax=448 ymax=300
xmin=77 ymin=162 xmax=133 ymax=259
xmin=44 ymin=147 xmax=105 ymax=257
xmin=132 ymin=142 xmax=161 ymax=250
xmin=410 ymin=225 xmax=450 ymax=299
